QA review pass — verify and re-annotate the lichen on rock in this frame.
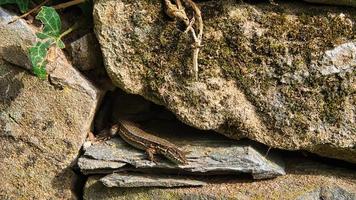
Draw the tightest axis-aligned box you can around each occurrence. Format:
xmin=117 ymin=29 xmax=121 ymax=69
xmin=0 ymin=7 xmax=103 ymax=199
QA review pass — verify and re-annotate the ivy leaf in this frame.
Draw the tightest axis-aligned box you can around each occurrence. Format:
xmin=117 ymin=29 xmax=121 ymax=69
xmin=56 ymin=39 xmax=65 ymax=49
xmin=36 ymin=6 xmax=62 ymax=39
xmin=29 ymin=6 xmax=66 ymax=78
xmin=36 ymin=32 xmax=54 ymax=40
xmin=29 ymin=41 xmax=51 ymax=79
xmin=33 ymin=64 xmax=47 ymax=79
xmin=0 ymin=0 xmax=29 ymax=13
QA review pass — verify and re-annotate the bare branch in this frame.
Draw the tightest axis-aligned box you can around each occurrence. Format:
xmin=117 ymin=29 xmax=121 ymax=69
xmin=164 ymin=0 xmax=189 ymax=24
xmin=8 ymin=0 xmax=51 ymax=24
xmin=164 ymin=0 xmax=204 ymax=80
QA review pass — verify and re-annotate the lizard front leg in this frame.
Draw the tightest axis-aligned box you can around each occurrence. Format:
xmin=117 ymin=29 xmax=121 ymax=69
xmin=146 ymin=147 xmax=158 ymax=164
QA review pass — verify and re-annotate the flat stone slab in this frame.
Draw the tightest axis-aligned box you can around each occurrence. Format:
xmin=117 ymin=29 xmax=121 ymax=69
xmin=84 ymin=159 xmax=356 ymax=200
xmin=79 ymin=128 xmax=285 ymax=179
xmin=100 ymin=173 xmax=206 ymax=188
xmin=78 ymin=157 xmax=127 ymax=171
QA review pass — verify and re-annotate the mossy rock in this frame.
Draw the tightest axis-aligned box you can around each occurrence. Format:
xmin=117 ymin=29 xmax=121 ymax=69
xmin=94 ymin=0 xmax=356 ymax=163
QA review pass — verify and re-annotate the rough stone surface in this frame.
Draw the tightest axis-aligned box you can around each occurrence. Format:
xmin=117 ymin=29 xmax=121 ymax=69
xmin=0 ymin=12 xmax=102 ymax=198
xmin=69 ymin=33 xmax=103 ymax=71
xmin=296 ymin=186 xmax=356 ymax=200
xmin=78 ymin=157 xmax=127 ymax=171
xmin=94 ymin=0 xmax=356 ymax=163
xmin=100 ymin=173 xmax=206 ymax=188
xmin=84 ymin=159 xmax=356 ymax=200
xmin=0 ymin=7 xmax=36 ymax=70
xmin=79 ymin=120 xmax=285 ymax=179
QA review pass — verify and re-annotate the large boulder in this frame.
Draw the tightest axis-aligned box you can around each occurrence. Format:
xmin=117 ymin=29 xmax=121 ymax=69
xmin=93 ymin=0 xmax=356 ymax=162
xmin=0 ymin=8 xmax=102 ymax=199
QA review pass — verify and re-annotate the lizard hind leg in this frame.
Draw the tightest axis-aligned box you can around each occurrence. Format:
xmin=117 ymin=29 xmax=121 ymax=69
xmin=146 ymin=147 xmax=158 ymax=164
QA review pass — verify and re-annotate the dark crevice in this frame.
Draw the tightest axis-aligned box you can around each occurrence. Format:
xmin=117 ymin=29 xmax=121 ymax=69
xmin=71 ymin=155 xmax=87 ymax=200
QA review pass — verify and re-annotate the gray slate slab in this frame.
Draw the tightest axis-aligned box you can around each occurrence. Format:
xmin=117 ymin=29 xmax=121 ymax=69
xmin=100 ymin=173 xmax=206 ymax=188
xmin=79 ymin=135 xmax=285 ymax=179
xmin=83 ymin=159 xmax=356 ymax=200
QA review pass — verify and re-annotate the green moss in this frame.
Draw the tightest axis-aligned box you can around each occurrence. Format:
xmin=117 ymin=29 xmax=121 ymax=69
xmin=201 ymin=3 xmax=356 ymax=134
xmin=122 ymin=1 xmax=355 ymax=140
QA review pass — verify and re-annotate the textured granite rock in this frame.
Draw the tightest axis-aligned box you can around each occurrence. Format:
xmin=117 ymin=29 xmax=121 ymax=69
xmin=0 ymin=10 xmax=103 ymax=198
xmin=84 ymin=159 xmax=356 ymax=200
xmin=68 ymin=33 xmax=103 ymax=71
xmin=0 ymin=7 xmax=36 ymax=70
xmin=0 ymin=59 xmax=101 ymax=199
xmin=296 ymin=186 xmax=356 ymax=200
xmin=100 ymin=173 xmax=206 ymax=188
xmin=93 ymin=0 xmax=356 ymax=163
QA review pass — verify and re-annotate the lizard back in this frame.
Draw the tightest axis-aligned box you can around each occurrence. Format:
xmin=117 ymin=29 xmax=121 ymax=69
xmin=118 ymin=119 xmax=179 ymax=149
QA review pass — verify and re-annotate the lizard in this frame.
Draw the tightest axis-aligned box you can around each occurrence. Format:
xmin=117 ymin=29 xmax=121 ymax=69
xmin=108 ymin=119 xmax=188 ymax=165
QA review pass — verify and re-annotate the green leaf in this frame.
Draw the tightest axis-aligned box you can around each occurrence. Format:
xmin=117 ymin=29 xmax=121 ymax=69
xmin=29 ymin=41 xmax=51 ymax=79
xmin=0 ymin=0 xmax=29 ymax=13
xmin=29 ymin=6 xmax=66 ymax=79
xmin=36 ymin=32 xmax=52 ymax=40
xmin=33 ymin=64 xmax=47 ymax=79
xmin=36 ymin=6 xmax=62 ymax=39
xmin=56 ymin=39 xmax=65 ymax=49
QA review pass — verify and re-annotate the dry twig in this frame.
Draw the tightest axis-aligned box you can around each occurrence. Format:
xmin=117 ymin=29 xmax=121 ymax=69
xmin=8 ymin=0 xmax=86 ymax=24
xmin=52 ymin=0 xmax=86 ymax=10
xmin=164 ymin=0 xmax=203 ymax=80
xmin=8 ymin=0 xmax=50 ymax=24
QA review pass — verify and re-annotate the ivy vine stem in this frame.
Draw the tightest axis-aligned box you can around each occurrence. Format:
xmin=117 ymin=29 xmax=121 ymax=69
xmin=59 ymin=21 xmax=80 ymax=39
xmin=52 ymin=0 xmax=86 ymax=10
xmin=8 ymin=0 xmax=51 ymax=24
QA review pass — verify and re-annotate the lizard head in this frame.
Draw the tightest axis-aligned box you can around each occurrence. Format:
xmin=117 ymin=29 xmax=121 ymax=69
xmin=109 ymin=124 xmax=119 ymax=135
xmin=165 ymin=147 xmax=188 ymax=165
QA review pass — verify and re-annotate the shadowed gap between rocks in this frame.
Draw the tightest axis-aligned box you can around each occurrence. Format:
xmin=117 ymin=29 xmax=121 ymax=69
xmin=74 ymin=88 xmax=356 ymax=192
